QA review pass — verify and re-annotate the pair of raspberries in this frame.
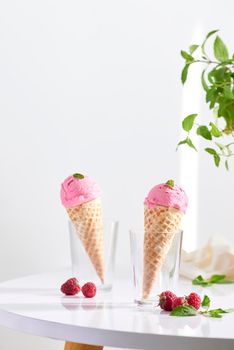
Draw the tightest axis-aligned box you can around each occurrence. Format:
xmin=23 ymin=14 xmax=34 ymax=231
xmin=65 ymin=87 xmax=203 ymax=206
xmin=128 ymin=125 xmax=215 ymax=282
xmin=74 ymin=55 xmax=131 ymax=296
xmin=61 ymin=277 xmax=96 ymax=298
xmin=159 ymin=290 xmax=201 ymax=311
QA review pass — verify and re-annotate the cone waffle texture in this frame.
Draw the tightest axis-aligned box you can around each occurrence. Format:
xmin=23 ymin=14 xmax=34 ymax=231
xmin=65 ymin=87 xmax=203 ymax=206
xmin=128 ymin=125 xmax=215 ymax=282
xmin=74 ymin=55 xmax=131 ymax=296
xmin=66 ymin=197 xmax=105 ymax=283
xmin=143 ymin=205 xmax=183 ymax=299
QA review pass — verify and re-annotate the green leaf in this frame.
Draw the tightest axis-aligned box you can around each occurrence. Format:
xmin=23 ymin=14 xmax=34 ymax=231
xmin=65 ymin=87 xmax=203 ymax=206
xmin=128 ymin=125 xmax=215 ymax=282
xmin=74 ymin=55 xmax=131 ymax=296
xmin=182 ymin=114 xmax=197 ymax=131
xmin=206 ymin=88 xmax=218 ymax=108
xmin=177 ymin=138 xmax=197 ymax=152
xmin=214 ymin=153 xmax=221 ymax=167
xmin=202 ymin=295 xmax=211 ymax=309
xmin=213 ymin=308 xmax=228 ymax=314
xmin=202 ymin=308 xmax=233 ymax=318
xmin=193 ymin=275 xmax=204 ymax=283
xmin=197 ymin=126 xmax=212 ymax=140
xmin=225 ymin=160 xmax=229 ymax=171
xmin=201 ymin=70 xmax=209 ymax=92
xmin=189 ymin=44 xmax=199 ymax=54
xmin=205 ymin=148 xmax=217 ymax=155
xmin=181 ymin=50 xmax=194 ymax=62
xmin=192 ymin=275 xmax=210 ymax=286
xmin=176 ymin=139 xmax=188 ymax=150
xmin=214 ymin=36 xmax=229 ymax=62
xmin=73 ymin=173 xmax=85 ymax=179
xmin=204 ymin=29 xmax=219 ymax=41
xmin=201 ymin=29 xmax=219 ymax=56
xmin=208 ymin=274 xmax=226 ymax=283
xmin=215 ymin=278 xmax=234 ymax=284
xmin=170 ymin=305 xmax=197 ymax=317
xmin=208 ymin=67 xmax=227 ymax=83
xmin=206 ymin=310 xmax=223 ymax=318
xmin=192 ymin=275 xmax=205 ymax=284
xmin=181 ymin=64 xmax=190 ymax=84
xmin=223 ymin=86 xmax=234 ymax=100
xmin=210 ymin=123 xmax=222 ymax=137
xmin=165 ymin=179 xmax=174 ymax=187
xmin=186 ymin=138 xmax=197 ymax=151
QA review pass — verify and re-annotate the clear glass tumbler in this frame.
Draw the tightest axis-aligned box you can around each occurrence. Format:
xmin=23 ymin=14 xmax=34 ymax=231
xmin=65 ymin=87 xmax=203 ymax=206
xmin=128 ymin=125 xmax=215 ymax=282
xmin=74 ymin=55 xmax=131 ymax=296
xmin=129 ymin=229 xmax=183 ymax=304
xmin=69 ymin=220 xmax=119 ymax=291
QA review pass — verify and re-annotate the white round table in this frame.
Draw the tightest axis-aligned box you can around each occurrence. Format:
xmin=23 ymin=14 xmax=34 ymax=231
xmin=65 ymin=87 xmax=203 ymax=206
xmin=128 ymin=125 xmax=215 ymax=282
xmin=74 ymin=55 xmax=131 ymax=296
xmin=0 ymin=271 xmax=234 ymax=350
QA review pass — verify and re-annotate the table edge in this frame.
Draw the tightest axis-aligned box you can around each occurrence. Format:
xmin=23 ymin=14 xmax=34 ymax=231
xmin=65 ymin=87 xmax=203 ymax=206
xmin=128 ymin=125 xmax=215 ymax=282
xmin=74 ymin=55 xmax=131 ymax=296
xmin=0 ymin=308 xmax=233 ymax=350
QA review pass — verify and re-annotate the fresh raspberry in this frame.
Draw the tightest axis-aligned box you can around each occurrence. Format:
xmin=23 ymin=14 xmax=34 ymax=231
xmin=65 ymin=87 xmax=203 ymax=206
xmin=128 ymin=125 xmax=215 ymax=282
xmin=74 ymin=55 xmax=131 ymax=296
xmin=172 ymin=296 xmax=186 ymax=309
xmin=159 ymin=291 xmax=177 ymax=311
xmin=61 ymin=277 xmax=81 ymax=296
xmin=186 ymin=292 xmax=201 ymax=310
xmin=82 ymin=282 xmax=97 ymax=298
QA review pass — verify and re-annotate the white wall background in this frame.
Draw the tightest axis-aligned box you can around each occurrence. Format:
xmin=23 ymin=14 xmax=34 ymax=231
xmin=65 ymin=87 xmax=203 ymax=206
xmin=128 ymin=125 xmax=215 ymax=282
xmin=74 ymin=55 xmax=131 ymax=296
xmin=0 ymin=0 xmax=234 ymax=348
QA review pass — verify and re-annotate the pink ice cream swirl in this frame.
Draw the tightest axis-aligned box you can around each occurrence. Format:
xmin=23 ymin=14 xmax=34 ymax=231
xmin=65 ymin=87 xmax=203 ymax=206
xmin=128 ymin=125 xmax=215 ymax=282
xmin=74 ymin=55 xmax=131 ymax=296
xmin=144 ymin=180 xmax=188 ymax=214
xmin=60 ymin=173 xmax=102 ymax=208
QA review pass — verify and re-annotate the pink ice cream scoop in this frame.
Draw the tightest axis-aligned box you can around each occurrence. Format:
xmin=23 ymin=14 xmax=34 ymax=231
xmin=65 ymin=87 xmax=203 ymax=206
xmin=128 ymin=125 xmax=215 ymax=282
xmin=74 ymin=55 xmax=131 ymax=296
xmin=60 ymin=173 xmax=102 ymax=208
xmin=144 ymin=179 xmax=188 ymax=213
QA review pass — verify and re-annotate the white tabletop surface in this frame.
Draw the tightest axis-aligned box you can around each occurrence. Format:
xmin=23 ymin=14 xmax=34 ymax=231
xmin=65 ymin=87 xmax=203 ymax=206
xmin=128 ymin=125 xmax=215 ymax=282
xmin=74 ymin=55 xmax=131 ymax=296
xmin=0 ymin=271 xmax=234 ymax=350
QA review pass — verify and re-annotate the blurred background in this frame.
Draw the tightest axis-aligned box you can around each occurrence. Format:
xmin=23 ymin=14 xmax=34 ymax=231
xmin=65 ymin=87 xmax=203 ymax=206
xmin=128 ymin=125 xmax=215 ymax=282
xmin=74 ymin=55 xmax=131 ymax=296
xmin=0 ymin=0 xmax=234 ymax=348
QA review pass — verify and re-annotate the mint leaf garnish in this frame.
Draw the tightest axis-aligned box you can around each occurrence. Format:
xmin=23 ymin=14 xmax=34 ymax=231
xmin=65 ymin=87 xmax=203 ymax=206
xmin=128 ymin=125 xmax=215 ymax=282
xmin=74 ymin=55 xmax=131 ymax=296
xmin=201 ymin=308 xmax=232 ymax=318
xmin=216 ymin=279 xmax=234 ymax=284
xmin=202 ymin=295 xmax=210 ymax=309
xmin=73 ymin=173 xmax=85 ymax=179
xmin=192 ymin=275 xmax=205 ymax=284
xmin=208 ymin=274 xmax=226 ymax=283
xmin=205 ymin=310 xmax=222 ymax=318
xmin=214 ymin=308 xmax=229 ymax=313
xmin=192 ymin=274 xmax=234 ymax=287
xmin=165 ymin=179 xmax=175 ymax=187
xmin=168 ymin=290 xmax=234 ymax=318
xmin=170 ymin=305 xmax=197 ymax=317
xmin=192 ymin=275 xmax=211 ymax=287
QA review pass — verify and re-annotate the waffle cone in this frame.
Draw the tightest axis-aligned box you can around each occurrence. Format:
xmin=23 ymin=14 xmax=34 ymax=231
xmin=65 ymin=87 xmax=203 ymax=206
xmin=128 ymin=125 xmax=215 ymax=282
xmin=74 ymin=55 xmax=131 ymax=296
xmin=143 ymin=205 xmax=183 ymax=299
xmin=66 ymin=198 xmax=105 ymax=283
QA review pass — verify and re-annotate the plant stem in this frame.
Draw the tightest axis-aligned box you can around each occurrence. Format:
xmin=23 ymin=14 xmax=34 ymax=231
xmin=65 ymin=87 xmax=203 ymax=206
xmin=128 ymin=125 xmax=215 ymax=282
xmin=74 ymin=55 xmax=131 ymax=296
xmin=226 ymin=142 xmax=234 ymax=147
xmin=217 ymin=153 xmax=234 ymax=158
xmin=195 ymin=59 xmax=219 ymax=65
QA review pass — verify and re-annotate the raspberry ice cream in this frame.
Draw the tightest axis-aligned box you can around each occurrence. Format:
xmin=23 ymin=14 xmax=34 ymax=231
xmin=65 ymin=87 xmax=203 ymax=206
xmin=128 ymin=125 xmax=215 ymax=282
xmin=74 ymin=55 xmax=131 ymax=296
xmin=144 ymin=180 xmax=188 ymax=213
xmin=61 ymin=174 xmax=102 ymax=208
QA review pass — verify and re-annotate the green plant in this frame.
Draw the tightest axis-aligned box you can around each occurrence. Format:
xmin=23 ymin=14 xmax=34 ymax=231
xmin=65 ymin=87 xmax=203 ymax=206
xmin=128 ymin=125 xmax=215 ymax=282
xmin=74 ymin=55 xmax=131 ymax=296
xmin=177 ymin=30 xmax=234 ymax=170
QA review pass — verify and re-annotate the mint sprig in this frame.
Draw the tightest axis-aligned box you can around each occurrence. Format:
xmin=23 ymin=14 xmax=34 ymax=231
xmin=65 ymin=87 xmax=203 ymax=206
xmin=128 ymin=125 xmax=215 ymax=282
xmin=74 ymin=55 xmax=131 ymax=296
xmin=170 ymin=305 xmax=197 ymax=317
xmin=73 ymin=173 xmax=85 ymax=179
xmin=201 ymin=308 xmax=231 ymax=318
xmin=170 ymin=294 xmax=233 ymax=318
xmin=202 ymin=295 xmax=210 ymax=309
xmin=192 ymin=275 xmax=209 ymax=286
xmin=192 ymin=274 xmax=234 ymax=287
xmin=165 ymin=179 xmax=175 ymax=187
xmin=200 ymin=295 xmax=232 ymax=318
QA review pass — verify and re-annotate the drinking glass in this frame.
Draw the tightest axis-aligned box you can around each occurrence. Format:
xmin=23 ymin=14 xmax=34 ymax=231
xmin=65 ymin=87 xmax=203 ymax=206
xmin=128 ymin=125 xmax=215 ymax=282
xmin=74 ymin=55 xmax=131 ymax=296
xmin=69 ymin=220 xmax=119 ymax=291
xmin=129 ymin=229 xmax=183 ymax=304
